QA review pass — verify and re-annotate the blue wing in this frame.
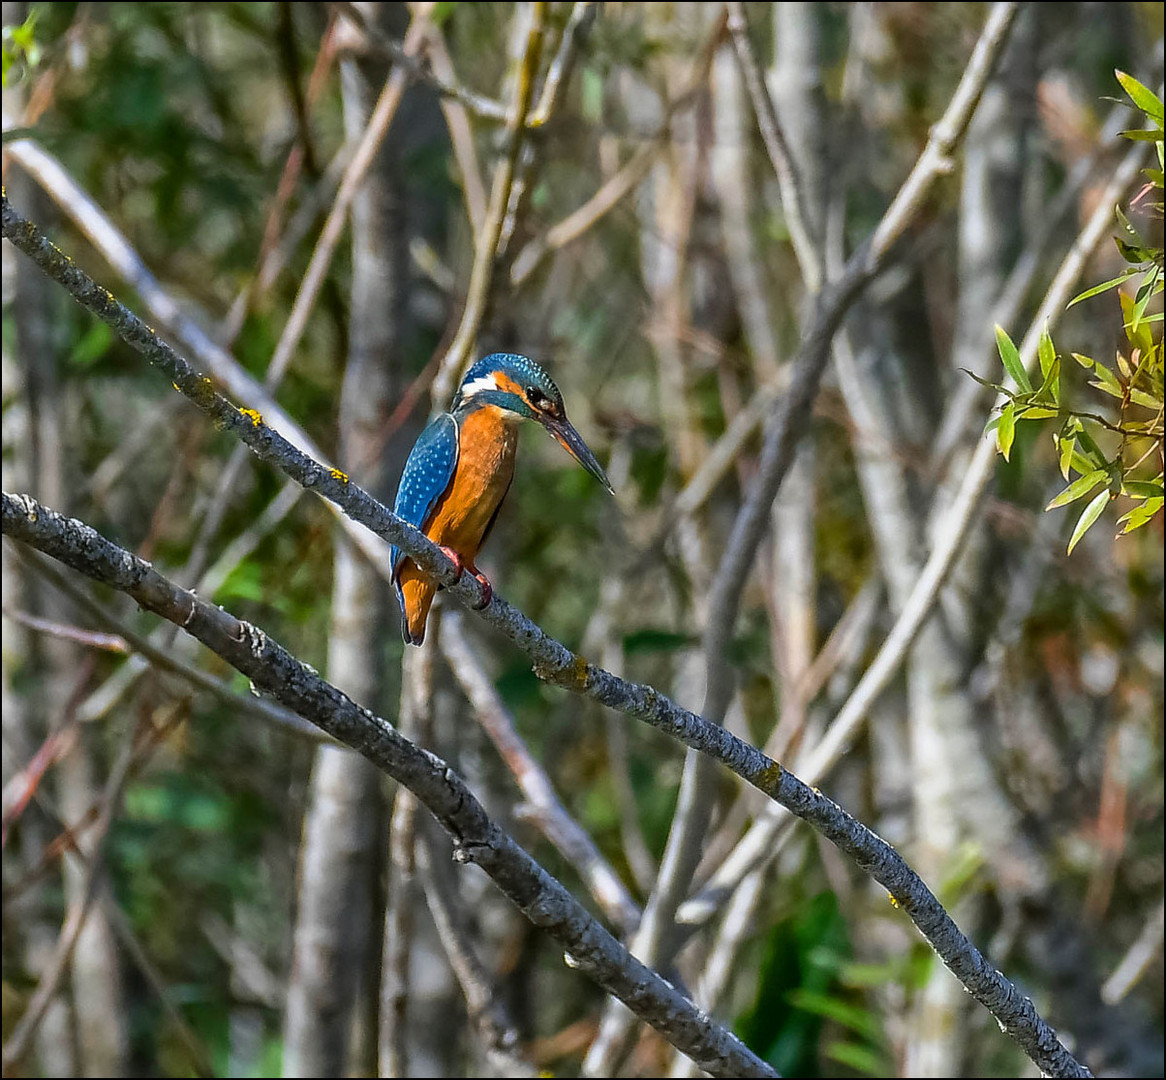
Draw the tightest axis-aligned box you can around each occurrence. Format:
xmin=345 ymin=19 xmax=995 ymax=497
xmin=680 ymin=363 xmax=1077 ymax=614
xmin=391 ymin=412 xmax=459 ymax=583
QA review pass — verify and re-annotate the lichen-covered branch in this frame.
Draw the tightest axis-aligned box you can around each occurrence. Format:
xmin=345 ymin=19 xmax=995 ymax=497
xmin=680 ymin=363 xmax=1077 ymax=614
xmin=0 ymin=491 xmax=775 ymax=1080
xmin=0 ymin=195 xmax=1091 ymax=1078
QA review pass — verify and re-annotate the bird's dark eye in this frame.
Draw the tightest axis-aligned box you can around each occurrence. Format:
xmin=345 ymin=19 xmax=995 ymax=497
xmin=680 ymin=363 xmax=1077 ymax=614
xmin=526 ymin=386 xmax=549 ymax=410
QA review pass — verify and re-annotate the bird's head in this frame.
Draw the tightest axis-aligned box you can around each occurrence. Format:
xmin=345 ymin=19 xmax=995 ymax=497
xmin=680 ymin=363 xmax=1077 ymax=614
xmin=452 ymin=353 xmax=613 ymax=493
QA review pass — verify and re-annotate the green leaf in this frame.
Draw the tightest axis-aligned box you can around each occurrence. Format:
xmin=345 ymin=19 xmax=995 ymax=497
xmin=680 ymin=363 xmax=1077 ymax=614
xmin=1118 ymin=497 xmax=1164 ymax=533
xmin=1056 ymin=433 xmax=1076 ymax=480
xmin=1067 ymin=489 xmax=1110 ymax=554
xmin=1038 ymin=324 xmax=1056 ymax=379
xmin=1068 ymin=270 xmax=1137 ymax=307
xmin=1089 ymin=362 xmax=1124 ymax=399
xmin=68 ymin=321 xmax=113 ymax=368
xmin=825 ymin=1040 xmax=888 ymax=1076
xmin=1071 ymin=352 xmax=1095 ymax=370
xmin=1035 ymin=354 xmax=1060 ymax=405
xmin=1115 ymin=70 xmax=1165 ymax=123
xmin=1047 ymin=469 xmax=1108 ymax=510
xmin=1018 ymin=405 xmax=1059 ymax=419
xmin=1115 ymin=237 xmax=1152 ymax=264
xmin=786 ymin=989 xmax=882 ymax=1040
xmin=1071 ymin=447 xmax=1101 ymax=475
xmin=1130 ymin=387 xmax=1160 ymax=409
xmin=1121 ymin=480 xmax=1165 ymax=498
xmin=995 ymin=325 xmax=1031 ymax=393
xmin=1119 ymin=128 xmax=1166 ymax=141
xmin=1122 ymin=287 xmax=1156 ymax=353
xmin=996 ymin=403 xmax=1016 ymax=461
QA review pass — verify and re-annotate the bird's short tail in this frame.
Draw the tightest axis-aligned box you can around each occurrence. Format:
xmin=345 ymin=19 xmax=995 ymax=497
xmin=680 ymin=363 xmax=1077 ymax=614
xmin=395 ymin=562 xmax=437 ymax=646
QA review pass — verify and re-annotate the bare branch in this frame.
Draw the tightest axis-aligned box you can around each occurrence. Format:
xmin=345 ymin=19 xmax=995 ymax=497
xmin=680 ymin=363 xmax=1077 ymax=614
xmin=430 ymin=3 xmax=548 ymax=407
xmin=1 ymin=196 xmax=1094 ymax=1078
xmin=1 ymin=492 xmax=777 ymax=1080
xmin=442 ymin=611 xmax=642 ymax=936
xmin=330 ymin=0 xmax=509 ymax=122
xmin=265 ymin=5 xmax=433 ymax=389
xmin=725 ymin=2 xmax=822 ymax=289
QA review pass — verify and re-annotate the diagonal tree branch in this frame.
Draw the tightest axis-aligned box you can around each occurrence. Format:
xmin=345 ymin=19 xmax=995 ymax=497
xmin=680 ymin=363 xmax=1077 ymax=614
xmin=0 ymin=491 xmax=776 ymax=1080
xmin=0 ymin=193 xmax=1091 ymax=1079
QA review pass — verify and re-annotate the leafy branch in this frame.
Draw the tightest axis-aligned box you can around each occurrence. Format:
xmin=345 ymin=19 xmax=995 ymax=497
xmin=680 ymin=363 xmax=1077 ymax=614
xmin=985 ymin=72 xmax=1164 ymax=552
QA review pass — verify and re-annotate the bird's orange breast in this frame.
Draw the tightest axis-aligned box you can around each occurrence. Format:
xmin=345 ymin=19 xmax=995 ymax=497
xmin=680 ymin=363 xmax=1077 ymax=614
xmin=396 ymin=405 xmax=518 ymax=644
xmin=426 ymin=405 xmax=519 ymax=562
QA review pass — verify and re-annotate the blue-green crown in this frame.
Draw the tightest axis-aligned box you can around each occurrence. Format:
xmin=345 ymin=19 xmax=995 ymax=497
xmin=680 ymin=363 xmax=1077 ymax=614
xmin=451 ymin=352 xmax=563 ymax=418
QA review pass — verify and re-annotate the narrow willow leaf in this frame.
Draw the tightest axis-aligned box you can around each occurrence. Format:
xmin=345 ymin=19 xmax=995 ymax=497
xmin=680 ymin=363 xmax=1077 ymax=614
xmin=1115 ymin=237 xmax=1151 ymax=264
xmin=1047 ymin=469 xmax=1107 ymax=510
xmin=1089 ymin=362 xmax=1124 ymax=398
xmin=1057 ymin=434 xmax=1076 ymax=480
xmin=1115 ymin=70 xmax=1164 ymax=124
xmin=1036 ymin=356 xmax=1061 ymax=404
xmin=1019 ymin=406 xmax=1059 ymax=419
xmin=1067 ymin=489 xmax=1110 ymax=554
xmin=1071 ymin=352 xmax=1095 ymax=369
xmin=1121 ymin=480 xmax=1165 ymax=498
xmin=1070 ymin=447 xmax=1101 ymax=476
xmin=997 ymin=403 xmax=1016 ymax=461
xmin=1038 ymin=325 xmax=1056 ymax=379
xmin=995 ymin=325 xmax=1031 ymax=393
xmin=1118 ymin=497 xmax=1164 ymax=533
xmin=1131 ymin=387 xmax=1160 ymax=409
xmin=1129 ymin=266 xmax=1160 ymax=334
xmin=1068 ymin=270 xmax=1137 ymax=307
xmin=1121 ymin=289 xmax=1155 ymax=353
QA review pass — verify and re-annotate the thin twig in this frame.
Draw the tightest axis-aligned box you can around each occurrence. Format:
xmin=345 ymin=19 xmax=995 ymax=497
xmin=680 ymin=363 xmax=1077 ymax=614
xmin=23 ymin=547 xmax=324 ymax=739
xmin=415 ymin=818 xmax=534 ymax=1074
xmin=264 ymin=5 xmax=434 ymax=389
xmin=423 ymin=22 xmax=489 ymax=236
xmin=330 ymin=0 xmax=510 ymax=122
xmin=725 ymin=2 xmax=822 ymax=288
xmin=1101 ymin=899 xmax=1165 ymax=1005
xmin=430 ymin=3 xmax=548 ymax=409
xmin=509 ymin=11 xmax=723 ymax=288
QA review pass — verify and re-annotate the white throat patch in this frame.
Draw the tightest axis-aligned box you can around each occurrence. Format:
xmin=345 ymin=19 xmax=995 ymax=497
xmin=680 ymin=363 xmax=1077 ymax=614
xmin=460 ymin=372 xmax=500 ymax=398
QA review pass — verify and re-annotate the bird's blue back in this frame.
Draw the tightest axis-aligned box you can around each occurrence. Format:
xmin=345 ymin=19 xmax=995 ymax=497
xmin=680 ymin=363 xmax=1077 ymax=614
xmin=390 ymin=412 xmax=459 ymax=583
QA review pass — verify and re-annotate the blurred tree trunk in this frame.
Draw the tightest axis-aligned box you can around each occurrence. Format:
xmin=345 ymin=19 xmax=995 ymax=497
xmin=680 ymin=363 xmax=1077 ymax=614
xmin=282 ymin=3 xmax=408 ymax=1074
xmin=767 ymin=0 xmax=824 ymax=749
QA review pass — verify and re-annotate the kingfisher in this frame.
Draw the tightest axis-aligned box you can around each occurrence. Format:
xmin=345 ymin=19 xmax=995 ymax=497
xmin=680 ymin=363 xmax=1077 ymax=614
xmin=391 ymin=353 xmax=612 ymax=645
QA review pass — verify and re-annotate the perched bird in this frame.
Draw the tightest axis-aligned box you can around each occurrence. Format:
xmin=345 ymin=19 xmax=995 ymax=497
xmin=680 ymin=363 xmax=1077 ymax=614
xmin=391 ymin=353 xmax=612 ymax=645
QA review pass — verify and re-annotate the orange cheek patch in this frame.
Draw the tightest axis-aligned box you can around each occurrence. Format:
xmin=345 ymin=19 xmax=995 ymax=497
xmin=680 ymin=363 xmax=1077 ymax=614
xmin=494 ymin=371 xmax=525 ymax=400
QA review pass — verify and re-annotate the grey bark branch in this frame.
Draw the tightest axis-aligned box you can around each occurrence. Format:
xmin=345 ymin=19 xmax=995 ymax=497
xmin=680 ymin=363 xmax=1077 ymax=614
xmin=0 ymin=195 xmax=1091 ymax=1079
xmin=0 ymin=491 xmax=776 ymax=1080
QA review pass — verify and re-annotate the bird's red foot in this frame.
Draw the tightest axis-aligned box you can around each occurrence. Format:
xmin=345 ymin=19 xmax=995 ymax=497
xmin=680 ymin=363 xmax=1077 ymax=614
xmin=438 ymin=545 xmax=465 ymax=579
xmin=438 ymin=546 xmax=492 ymax=609
xmin=467 ymin=569 xmax=493 ymax=610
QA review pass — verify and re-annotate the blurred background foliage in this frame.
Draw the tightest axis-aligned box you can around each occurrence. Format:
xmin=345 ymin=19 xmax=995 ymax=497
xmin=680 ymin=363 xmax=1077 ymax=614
xmin=2 ymin=2 xmax=1163 ymax=1077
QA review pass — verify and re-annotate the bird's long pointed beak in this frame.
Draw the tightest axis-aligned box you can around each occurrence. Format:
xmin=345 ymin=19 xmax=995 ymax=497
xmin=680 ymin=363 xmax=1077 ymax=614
xmin=542 ymin=415 xmax=614 ymax=494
